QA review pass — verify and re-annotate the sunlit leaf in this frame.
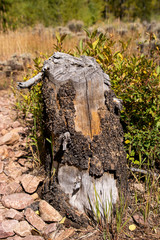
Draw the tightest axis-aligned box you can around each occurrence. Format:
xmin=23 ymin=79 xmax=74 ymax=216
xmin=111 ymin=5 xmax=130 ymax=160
xmin=79 ymin=39 xmax=83 ymax=51
xmin=59 ymin=217 xmax=66 ymax=224
xmin=92 ymin=39 xmax=99 ymax=49
xmin=55 ymin=32 xmax=61 ymax=42
xmin=156 ymin=66 xmax=160 ymax=75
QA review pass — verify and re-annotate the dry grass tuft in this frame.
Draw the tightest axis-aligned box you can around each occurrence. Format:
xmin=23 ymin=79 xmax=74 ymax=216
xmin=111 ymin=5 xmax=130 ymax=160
xmin=0 ymin=27 xmax=79 ymax=60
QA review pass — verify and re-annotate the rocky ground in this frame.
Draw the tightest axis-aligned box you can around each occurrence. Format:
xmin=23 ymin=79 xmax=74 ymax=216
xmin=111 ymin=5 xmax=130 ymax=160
xmin=0 ymin=89 xmax=159 ymax=240
xmin=0 ymin=89 xmax=103 ymax=240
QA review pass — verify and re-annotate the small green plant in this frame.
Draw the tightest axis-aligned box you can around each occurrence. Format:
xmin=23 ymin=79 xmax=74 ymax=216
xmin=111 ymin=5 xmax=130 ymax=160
xmin=53 ymin=32 xmax=67 ymax=52
xmin=11 ymin=55 xmax=46 ymax=164
xmin=88 ymin=185 xmax=130 ymax=240
xmin=131 ymin=169 xmax=160 ymax=228
xmin=88 ymin=185 xmax=112 ymax=239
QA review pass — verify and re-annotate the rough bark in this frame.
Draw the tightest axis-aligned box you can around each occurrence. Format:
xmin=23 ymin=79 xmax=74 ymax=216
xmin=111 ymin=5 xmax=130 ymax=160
xmin=18 ymin=52 xmax=127 ymax=227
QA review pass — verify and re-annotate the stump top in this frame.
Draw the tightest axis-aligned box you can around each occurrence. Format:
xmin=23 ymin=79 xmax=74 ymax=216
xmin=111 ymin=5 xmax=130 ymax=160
xmin=43 ymin=52 xmax=111 ymax=137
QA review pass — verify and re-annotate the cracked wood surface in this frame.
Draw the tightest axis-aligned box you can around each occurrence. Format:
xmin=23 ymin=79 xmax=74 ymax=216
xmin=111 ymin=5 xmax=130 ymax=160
xmin=18 ymin=52 xmax=127 ymax=227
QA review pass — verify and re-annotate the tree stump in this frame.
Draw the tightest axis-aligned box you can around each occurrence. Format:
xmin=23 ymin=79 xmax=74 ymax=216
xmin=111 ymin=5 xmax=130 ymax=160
xmin=18 ymin=52 xmax=127 ymax=227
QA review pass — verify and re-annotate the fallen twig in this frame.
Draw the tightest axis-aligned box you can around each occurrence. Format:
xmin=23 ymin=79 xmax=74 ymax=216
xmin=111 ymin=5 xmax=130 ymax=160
xmin=130 ymin=167 xmax=159 ymax=178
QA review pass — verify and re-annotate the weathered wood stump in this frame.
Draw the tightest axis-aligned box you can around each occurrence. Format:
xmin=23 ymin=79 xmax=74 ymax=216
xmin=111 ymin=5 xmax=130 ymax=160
xmin=18 ymin=52 xmax=127 ymax=227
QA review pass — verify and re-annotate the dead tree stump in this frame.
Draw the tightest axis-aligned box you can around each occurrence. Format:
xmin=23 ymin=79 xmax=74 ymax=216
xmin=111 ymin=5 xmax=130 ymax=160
xmin=18 ymin=52 xmax=127 ymax=227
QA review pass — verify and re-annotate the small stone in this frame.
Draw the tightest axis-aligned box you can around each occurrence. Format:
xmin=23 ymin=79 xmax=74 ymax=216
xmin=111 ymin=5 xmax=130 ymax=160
xmin=18 ymin=159 xmax=33 ymax=169
xmin=14 ymin=151 xmax=25 ymax=158
xmin=7 ymin=236 xmax=23 ymax=240
xmin=14 ymin=221 xmax=32 ymax=237
xmin=42 ymin=223 xmax=57 ymax=235
xmin=133 ymin=213 xmax=146 ymax=226
xmin=23 ymin=236 xmax=45 ymax=240
xmin=0 ymin=220 xmax=18 ymax=238
xmin=1 ymin=129 xmax=8 ymax=136
xmin=54 ymin=228 xmax=75 ymax=240
xmin=0 ymin=209 xmax=6 ymax=221
xmin=0 ymin=131 xmax=20 ymax=146
xmin=18 ymin=158 xmax=26 ymax=166
xmin=12 ymin=121 xmax=21 ymax=128
xmin=21 ymin=174 xmax=43 ymax=194
xmin=5 ymin=209 xmax=24 ymax=221
xmin=4 ymin=161 xmax=23 ymax=180
xmin=24 ymin=161 xmax=33 ymax=169
xmin=2 ymin=193 xmax=34 ymax=210
xmin=0 ymin=182 xmax=22 ymax=195
xmin=0 ymin=122 xmax=7 ymax=132
xmin=0 ymin=182 xmax=10 ymax=194
xmin=31 ymin=193 xmax=39 ymax=200
xmin=0 ymin=161 xmax=4 ymax=173
xmin=0 ymin=172 xmax=9 ymax=182
xmin=11 ymin=128 xmax=24 ymax=134
xmin=133 ymin=183 xmax=145 ymax=193
xmin=0 ymin=146 xmax=8 ymax=160
xmin=8 ymin=182 xmax=22 ymax=194
xmin=39 ymin=200 xmax=62 ymax=222
xmin=24 ymin=208 xmax=46 ymax=231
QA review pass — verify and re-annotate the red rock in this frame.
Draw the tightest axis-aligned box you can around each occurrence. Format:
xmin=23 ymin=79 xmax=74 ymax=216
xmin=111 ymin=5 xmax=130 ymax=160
xmin=133 ymin=183 xmax=145 ymax=193
xmin=0 ymin=172 xmax=9 ymax=183
xmin=1 ymin=129 xmax=8 ymax=136
xmin=2 ymin=193 xmax=34 ymax=210
xmin=54 ymin=228 xmax=75 ymax=240
xmin=7 ymin=236 xmax=23 ymax=240
xmin=12 ymin=121 xmax=21 ymax=128
xmin=39 ymin=200 xmax=62 ymax=222
xmin=0 ymin=146 xmax=8 ymax=160
xmin=23 ymin=236 xmax=45 ymax=240
xmin=0 ymin=182 xmax=22 ymax=195
xmin=0 ymin=209 xmax=6 ymax=221
xmin=42 ymin=223 xmax=57 ymax=235
xmin=0 ymin=161 xmax=4 ymax=173
xmin=133 ymin=213 xmax=146 ymax=226
xmin=21 ymin=174 xmax=43 ymax=194
xmin=18 ymin=159 xmax=27 ymax=166
xmin=8 ymin=182 xmax=22 ymax=194
xmin=0 ymin=120 xmax=11 ymax=131
xmin=0 ymin=220 xmax=18 ymax=239
xmin=24 ymin=161 xmax=33 ymax=169
xmin=13 ymin=221 xmax=32 ymax=237
xmin=18 ymin=159 xmax=33 ymax=169
xmin=0 ymin=122 xmax=7 ymax=132
xmin=14 ymin=151 xmax=25 ymax=158
xmin=11 ymin=128 xmax=24 ymax=134
xmin=5 ymin=209 xmax=23 ymax=221
xmin=0 ymin=182 xmax=10 ymax=194
xmin=0 ymin=131 xmax=20 ymax=146
xmin=24 ymin=208 xmax=46 ymax=231
xmin=4 ymin=162 xmax=23 ymax=180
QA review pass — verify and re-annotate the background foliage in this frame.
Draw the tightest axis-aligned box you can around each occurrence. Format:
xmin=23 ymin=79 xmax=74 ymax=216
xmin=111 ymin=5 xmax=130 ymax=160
xmin=15 ymin=30 xmax=160 ymax=171
xmin=0 ymin=0 xmax=160 ymax=30
xmin=74 ymin=30 xmax=160 ymax=170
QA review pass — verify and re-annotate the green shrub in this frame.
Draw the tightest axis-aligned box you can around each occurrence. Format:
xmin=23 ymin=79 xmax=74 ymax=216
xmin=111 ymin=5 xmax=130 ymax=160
xmin=14 ymin=30 xmax=160 ymax=170
xmin=75 ymin=30 xmax=160 ymax=169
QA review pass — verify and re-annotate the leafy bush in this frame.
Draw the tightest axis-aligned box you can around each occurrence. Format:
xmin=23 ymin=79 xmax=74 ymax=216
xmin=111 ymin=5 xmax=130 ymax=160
xmin=14 ymin=30 xmax=160 ymax=170
xmin=75 ymin=30 xmax=160 ymax=169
